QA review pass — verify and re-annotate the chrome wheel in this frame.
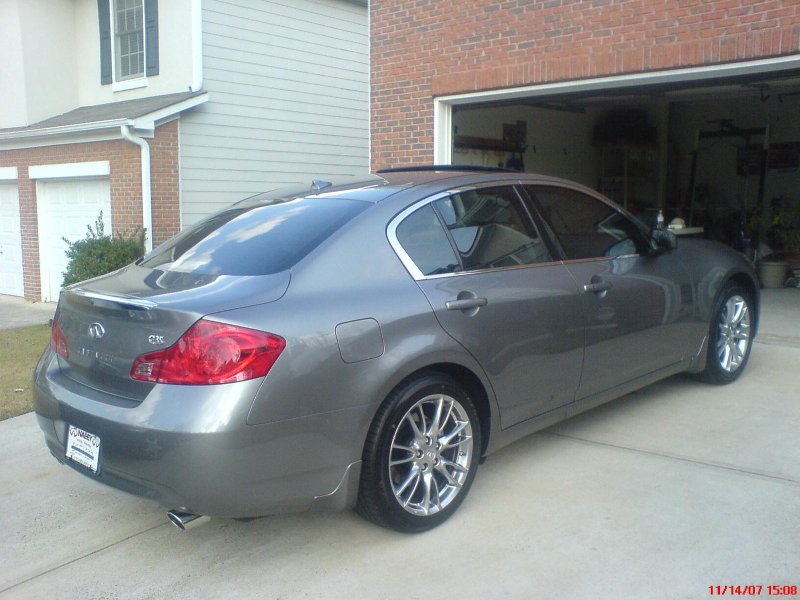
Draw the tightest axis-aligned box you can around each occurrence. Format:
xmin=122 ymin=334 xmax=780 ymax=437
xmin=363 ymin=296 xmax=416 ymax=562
xmin=716 ymin=294 xmax=751 ymax=373
xmin=388 ymin=393 xmax=474 ymax=516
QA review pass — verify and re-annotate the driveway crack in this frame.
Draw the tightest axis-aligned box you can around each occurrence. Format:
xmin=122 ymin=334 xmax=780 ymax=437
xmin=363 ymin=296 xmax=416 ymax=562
xmin=0 ymin=522 xmax=167 ymax=595
xmin=543 ymin=430 xmax=800 ymax=487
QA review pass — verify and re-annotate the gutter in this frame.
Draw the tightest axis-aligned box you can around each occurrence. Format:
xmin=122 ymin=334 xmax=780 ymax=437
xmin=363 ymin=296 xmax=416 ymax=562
xmin=120 ymin=125 xmax=153 ymax=253
xmin=0 ymin=118 xmax=132 ymax=141
xmin=0 ymin=94 xmax=208 ymax=143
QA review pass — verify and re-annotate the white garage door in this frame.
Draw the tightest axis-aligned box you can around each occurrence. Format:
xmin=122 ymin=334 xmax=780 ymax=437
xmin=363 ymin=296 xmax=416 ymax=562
xmin=37 ymin=179 xmax=111 ymax=302
xmin=0 ymin=182 xmax=24 ymax=297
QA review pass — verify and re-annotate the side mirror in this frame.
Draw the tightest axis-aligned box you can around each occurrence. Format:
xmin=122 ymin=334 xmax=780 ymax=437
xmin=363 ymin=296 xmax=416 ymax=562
xmin=650 ymin=228 xmax=677 ymax=253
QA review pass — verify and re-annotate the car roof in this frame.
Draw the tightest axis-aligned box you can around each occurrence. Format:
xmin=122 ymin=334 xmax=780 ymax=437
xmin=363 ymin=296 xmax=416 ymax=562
xmin=237 ymin=167 xmax=594 ymax=209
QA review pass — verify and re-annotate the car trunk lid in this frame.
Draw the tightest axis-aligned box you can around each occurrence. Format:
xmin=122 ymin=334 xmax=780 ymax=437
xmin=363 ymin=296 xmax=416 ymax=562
xmin=54 ymin=265 xmax=290 ymax=401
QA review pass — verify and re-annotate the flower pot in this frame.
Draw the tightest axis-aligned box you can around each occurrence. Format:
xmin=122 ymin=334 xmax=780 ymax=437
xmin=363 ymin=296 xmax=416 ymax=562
xmin=757 ymin=260 xmax=788 ymax=288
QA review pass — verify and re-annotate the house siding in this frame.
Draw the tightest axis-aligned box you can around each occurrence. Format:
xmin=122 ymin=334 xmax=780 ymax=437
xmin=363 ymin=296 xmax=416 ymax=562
xmin=371 ymin=0 xmax=800 ymax=170
xmin=179 ymin=0 xmax=369 ymax=226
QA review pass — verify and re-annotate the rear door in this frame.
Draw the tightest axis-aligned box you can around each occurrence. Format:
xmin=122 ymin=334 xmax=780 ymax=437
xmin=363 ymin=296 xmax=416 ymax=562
xmin=521 ymin=184 xmax=695 ymax=399
xmin=390 ymin=184 xmax=584 ymax=428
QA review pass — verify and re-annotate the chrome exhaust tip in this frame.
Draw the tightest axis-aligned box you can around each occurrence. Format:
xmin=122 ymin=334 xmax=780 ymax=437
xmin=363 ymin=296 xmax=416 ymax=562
xmin=167 ymin=510 xmax=210 ymax=531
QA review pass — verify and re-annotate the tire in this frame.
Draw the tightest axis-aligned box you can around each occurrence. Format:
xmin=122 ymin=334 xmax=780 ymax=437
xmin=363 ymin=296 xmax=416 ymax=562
xmin=356 ymin=372 xmax=481 ymax=533
xmin=700 ymin=282 xmax=754 ymax=385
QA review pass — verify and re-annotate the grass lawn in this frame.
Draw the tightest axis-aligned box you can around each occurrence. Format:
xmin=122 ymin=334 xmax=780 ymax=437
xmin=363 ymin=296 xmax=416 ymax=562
xmin=0 ymin=324 xmax=51 ymax=420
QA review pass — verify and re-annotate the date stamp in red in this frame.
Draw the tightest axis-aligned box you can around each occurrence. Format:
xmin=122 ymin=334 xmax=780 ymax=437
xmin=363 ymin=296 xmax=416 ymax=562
xmin=709 ymin=585 xmax=798 ymax=596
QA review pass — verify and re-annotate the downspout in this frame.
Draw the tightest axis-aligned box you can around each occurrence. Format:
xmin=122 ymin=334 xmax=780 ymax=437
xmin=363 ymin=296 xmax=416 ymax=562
xmin=190 ymin=0 xmax=203 ymax=92
xmin=120 ymin=125 xmax=153 ymax=252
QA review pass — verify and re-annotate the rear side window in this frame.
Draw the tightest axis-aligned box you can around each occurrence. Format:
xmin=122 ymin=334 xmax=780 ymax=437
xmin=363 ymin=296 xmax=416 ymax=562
xmin=433 ymin=187 xmax=551 ymax=270
xmin=393 ymin=186 xmax=553 ymax=278
xmin=395 ymin=204 xmax=459 ymax=276
xmin=140 ymin=197 xmax=369 ymax=275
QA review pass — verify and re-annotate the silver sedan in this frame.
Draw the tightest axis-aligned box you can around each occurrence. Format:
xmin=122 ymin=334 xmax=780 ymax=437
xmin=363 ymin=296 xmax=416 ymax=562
xmin=34 ymin=168 xmax=758 ymax=532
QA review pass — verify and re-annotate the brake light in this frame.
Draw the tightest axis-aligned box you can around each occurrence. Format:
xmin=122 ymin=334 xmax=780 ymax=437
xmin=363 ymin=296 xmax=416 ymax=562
xmin=50 ymin=312 xmax=69 ymax=358
xmin=131 ymin=320 xmax=285 ymax=385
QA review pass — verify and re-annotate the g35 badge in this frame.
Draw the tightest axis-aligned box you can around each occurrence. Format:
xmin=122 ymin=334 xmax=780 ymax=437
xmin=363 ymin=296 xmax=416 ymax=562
xmin=148 ymin=334 xmax=165 ymax=345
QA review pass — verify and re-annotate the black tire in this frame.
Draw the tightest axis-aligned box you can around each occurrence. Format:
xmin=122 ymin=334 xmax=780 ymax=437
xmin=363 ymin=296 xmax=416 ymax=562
xmin=356 ymin=372 xmax=481 ymax=533
xmin=700 ymin=282 xmax=754 ymax=385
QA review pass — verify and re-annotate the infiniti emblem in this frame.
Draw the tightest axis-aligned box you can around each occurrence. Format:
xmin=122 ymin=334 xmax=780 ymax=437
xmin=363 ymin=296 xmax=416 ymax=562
xmin=87 ymin=322 xmax=106 ymax=339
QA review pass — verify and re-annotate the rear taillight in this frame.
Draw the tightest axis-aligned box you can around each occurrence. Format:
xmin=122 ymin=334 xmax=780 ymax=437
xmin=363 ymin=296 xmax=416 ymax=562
xmin=131 ymin=319 xmax=285 ymax=385
xmin=50 ymin=312 xmax=69 ymax=358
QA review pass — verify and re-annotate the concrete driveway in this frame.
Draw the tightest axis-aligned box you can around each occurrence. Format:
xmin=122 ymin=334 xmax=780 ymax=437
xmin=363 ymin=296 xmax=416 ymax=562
xmin=0 ymin=295 xmax=54 ymax=329
xmin=1 ymin=293 xmax=799 ymax=599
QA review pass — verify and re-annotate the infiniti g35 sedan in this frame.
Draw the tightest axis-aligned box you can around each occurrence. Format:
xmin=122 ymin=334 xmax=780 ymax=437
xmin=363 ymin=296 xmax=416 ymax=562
xmin=34 ymin=167 xmax=758 ymax=532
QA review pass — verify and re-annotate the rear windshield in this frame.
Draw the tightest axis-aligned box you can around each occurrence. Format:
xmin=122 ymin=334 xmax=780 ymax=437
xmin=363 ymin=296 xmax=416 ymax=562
xmin=140 ymin=197 xmax=369 ymax=275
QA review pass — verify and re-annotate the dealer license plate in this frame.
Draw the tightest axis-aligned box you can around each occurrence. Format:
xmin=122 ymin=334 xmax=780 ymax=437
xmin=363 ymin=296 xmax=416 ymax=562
xmin=65 ymin=425 xmax=101 ymax=473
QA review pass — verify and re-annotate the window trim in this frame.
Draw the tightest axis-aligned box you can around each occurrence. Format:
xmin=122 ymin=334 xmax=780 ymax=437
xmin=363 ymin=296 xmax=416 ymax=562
xmin=388 ymin=192 xmax=451 ymax=281
xmin=98 ymin=0 xmax=159 ymax=86
xmin=113 ymin=0 xmax=146 ymax=82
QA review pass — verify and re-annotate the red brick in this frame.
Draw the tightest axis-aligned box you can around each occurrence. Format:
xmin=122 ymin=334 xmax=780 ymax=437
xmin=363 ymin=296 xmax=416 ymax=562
xmin=371 ymin=0 xmax=800 ymax=171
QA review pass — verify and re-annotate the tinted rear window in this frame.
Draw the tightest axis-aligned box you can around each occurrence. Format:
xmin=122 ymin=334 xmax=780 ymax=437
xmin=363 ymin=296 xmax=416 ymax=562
xmin=140 ymin=197 xmax=369 ymax=275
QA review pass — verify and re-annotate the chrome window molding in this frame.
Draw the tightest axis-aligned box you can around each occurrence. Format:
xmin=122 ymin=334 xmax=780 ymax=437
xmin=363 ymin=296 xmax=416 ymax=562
xmin=387 ymin=192 xmax=452 ymax=281
xmin=387 ymin=182 xmax=568 ymax=282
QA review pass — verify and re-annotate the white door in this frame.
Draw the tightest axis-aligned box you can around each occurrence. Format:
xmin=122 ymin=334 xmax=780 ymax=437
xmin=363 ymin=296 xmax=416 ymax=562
xmin=37 ymin=179 xmax=112 ymax=302
xmin=0 ymin=182 xmax=24 ymax=297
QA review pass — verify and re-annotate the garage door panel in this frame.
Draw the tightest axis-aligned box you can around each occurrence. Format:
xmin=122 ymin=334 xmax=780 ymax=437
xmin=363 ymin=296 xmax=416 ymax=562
xmin=0 ymin=183 xmax=24 ymax=297
xmin=37 ymin=179 xmax=111 ymax=303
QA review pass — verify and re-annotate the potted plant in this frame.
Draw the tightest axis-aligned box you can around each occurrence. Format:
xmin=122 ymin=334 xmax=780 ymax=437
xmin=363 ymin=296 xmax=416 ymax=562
xmin=757 ymin=201 xmax=800 ymax=287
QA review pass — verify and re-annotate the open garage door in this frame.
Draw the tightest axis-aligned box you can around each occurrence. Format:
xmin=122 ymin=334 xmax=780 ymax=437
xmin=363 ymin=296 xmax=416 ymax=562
xmin=438 ymin=61 xmax=800 ymax=266
xmin=36 ymin=179 xmax=111 ymax=302
xmin=0 ymin=182 xmax=24 ymax=297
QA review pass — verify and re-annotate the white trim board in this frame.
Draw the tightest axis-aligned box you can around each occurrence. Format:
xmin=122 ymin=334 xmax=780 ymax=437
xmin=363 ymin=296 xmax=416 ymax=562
xmin=435 ymin=54 xmax=800 ymax=105
xmin=0 ymin=130 xmax=135 ymax=151
xmin=29 ymin=161 xmax=111 ymax=180
xmin=0 ymin=167 xmax=18 ymax=180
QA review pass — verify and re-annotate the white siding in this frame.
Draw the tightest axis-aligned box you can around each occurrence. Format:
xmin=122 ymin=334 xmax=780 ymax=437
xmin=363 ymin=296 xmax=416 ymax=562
xmin=179 ymin=0 xmax=369 ymax=226
xmin=0 ymin=0 xmax=78 ymax=127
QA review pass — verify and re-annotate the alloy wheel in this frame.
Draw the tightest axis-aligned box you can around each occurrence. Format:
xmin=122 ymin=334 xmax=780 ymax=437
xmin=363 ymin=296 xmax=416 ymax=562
xmin=388 ymin=393 xmax=474 ymax=516
xmin=716 ymin=294 xmax=751 ymax=373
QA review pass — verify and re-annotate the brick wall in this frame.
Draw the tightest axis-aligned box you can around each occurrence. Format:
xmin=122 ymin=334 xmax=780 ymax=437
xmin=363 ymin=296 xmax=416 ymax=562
xmin=0 ymin=121 xmax=180 ymax=300
xmin=149 ymin=120 xmax=181 ymax=246
xmin=371 ymin=0 xmax=800 ymax=170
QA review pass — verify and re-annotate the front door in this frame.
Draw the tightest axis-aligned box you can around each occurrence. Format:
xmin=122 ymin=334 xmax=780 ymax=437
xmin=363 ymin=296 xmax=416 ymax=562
xmin=523 ymin=184 xmax=695 ymax=399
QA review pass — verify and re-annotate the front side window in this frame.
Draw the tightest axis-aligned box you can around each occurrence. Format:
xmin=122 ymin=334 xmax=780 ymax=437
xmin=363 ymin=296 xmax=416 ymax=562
xmin=434 ymin=187 xmax=551 ymax=271
xmin=115 ymin=0 xmax=144 ymax=80
xmin=525 ymin=186 xmax=649 ymax=260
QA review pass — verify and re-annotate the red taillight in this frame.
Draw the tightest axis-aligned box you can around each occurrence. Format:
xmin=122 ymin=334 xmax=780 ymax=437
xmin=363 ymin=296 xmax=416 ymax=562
xmin=50 ymin=312 xmax=69 ymax=358
xmin=131 ymin=320 xmax=285 ymax=385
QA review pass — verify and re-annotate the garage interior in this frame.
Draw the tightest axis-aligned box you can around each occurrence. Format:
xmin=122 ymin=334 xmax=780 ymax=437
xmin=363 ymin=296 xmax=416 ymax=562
xmin=450 ymin=70 xmax=800 ymax=278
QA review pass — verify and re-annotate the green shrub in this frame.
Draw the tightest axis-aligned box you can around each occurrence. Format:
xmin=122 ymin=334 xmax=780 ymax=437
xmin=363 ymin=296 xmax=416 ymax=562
xmin=62 ymin=212 xmax=146 ymax=287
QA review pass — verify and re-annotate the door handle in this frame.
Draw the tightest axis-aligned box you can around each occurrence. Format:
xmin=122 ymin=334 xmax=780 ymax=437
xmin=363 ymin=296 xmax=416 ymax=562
xmin=582 ymin=281 xmax=612 ymax=294
xmin=445 ymin=297 xmax=488 ymax=311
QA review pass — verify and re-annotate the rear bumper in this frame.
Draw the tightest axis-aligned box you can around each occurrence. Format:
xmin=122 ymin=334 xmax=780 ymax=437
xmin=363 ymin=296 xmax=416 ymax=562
xmin=33 ymin=348 xmax=369 ymax=518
